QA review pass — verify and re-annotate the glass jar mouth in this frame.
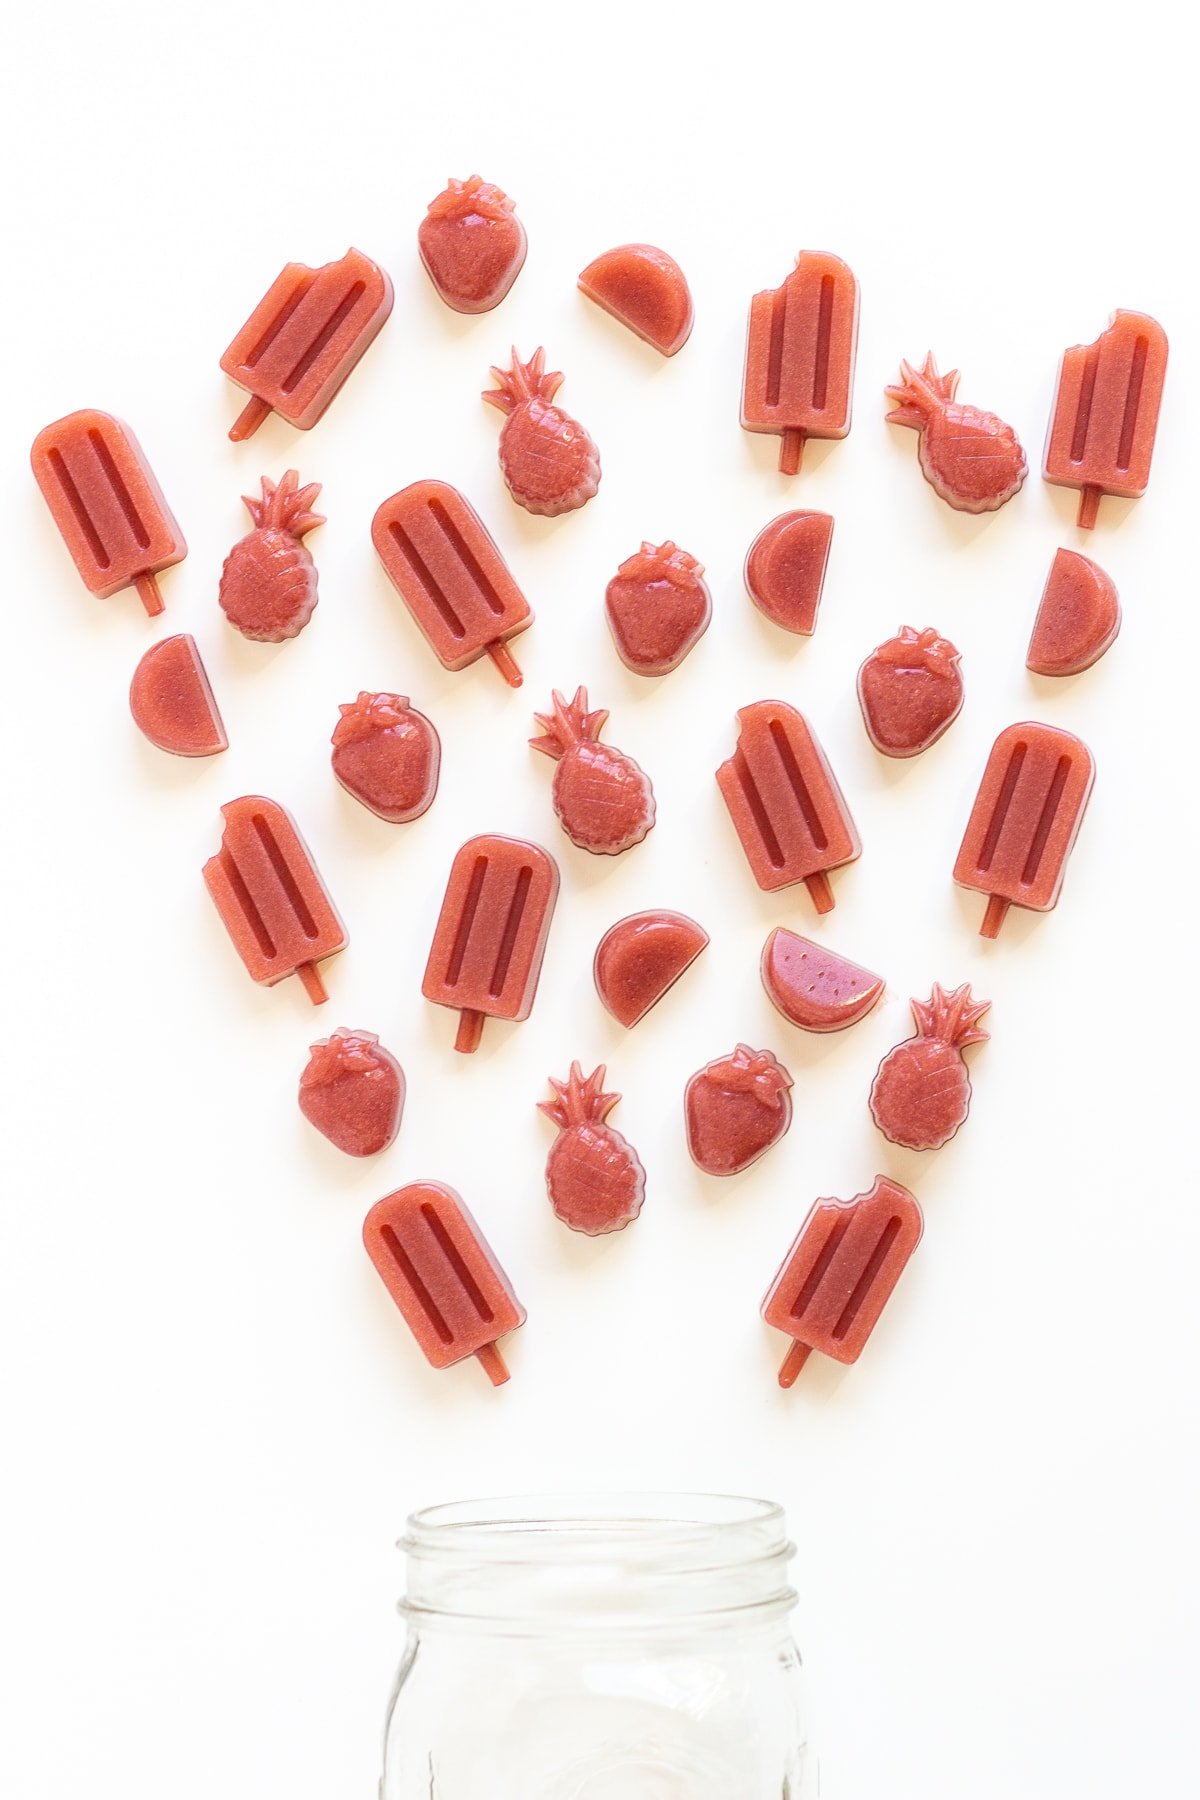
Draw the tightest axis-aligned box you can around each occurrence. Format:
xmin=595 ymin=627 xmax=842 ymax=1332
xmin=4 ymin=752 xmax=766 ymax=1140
xmin=400 ymin=1493 xmax=797 ymax=1635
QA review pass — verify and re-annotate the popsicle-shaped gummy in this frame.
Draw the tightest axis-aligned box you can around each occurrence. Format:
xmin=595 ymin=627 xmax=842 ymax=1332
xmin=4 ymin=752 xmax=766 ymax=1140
xmin=372 ymin=481 xmax=532 ymax=686
xmin=221 ymin=248 xmax=393 ymax=440
xmin=954 ymin=722 xmax=1095 ymax=938
xmin=363 ymin=1181 xmax=526 ymax=1385
xmin=741 ymin=252 xmax=859 ymax=474
xmin=762 ymin=1177 xmax=923 ymax=1385
xmin=423 ymin=835 xmax=560 ymax=1052
xmin=31 ymin=409 xmax=186 ymax=616
xmin=1043 ymin=309 xmax=1168 ymax=528
xmin=203 ymin=795 xmax=346 ymax=1003
xmin=716 ymin=701 xmax=860 ymax=911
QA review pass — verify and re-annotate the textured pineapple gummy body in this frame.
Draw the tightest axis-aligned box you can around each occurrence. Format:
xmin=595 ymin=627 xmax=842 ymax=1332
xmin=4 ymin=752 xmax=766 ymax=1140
xmin=221 ymin=248 xmax=393 ymax=440
xmin=540 ymin=1063 xmax=646 ymax=1236
xmin=31 ymin=409 xmax=186 ymax=616
xmin=423 ymin=835 xmax=560 ymax=1053
xmin=219 ymin=471 xmax=323 ymax=642
xmin=203 ymin=796 xmax=347 ymax=1003
xmin=363 ymin=1181 xmax=526 ymax=1385
xmin=954 ymin=722 xmax=1095 ymax=938
xmin=483 ymin=347 xmax=601 ymax=516
xmin=531 ymin=688 xmax=656 ymax=856
xmin=372 ymin=481 xmax=532 ymax=686
xmin=129 ymin=635 xmax=227 ymax=757
xmin=869 ymin=984 xmax=990 ymax=1151
xmin=1043 ymin=310 xmax=1168 ymax=528
xmin=741 ymin=251 xmax=859 ymax=475
xmin=716 ymin=700 xmax=860 ymax=912
xmin=762 ymin=1177 xmax=924 ymax=1385
xmin=885 ymin=353 xmax=1027 ymax=513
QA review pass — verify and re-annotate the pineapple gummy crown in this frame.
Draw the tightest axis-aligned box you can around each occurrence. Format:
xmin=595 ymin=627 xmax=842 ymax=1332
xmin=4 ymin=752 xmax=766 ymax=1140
xmin=241 ymin=469 xmax=324 ymax=537
xmin=539 ymin=1062 xmax=621 ymax=1130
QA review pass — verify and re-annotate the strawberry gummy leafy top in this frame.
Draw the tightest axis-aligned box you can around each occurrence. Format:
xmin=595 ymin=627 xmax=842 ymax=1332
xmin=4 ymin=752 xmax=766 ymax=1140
xmin=301 ymin=1029 xmax=389 ymax=1087
xmin=332 ymin=692 xmax=414 ymax=745
xmin=616 ymin=541 xmax=705 ymax=587
xmin=706 ymin=1044 xmax=793 ymax=1105
xmin=873 ymin=625 xmax=961 ymax=675
xmin=426 ymin=175 xmax=516 ymax=223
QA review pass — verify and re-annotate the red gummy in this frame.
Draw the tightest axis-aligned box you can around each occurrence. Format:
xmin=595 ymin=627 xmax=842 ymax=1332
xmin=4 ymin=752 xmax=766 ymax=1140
xmin=1043 ymin=309 xmax=1168 ymax=528
xmin=762 ymin=1177 xmax=923 ymax=1385
xmin=1026 ymin=549 xmax=1120 ymax=677
xmin=483 ymin=347 xmax=600 ymax=517
xmin=219 ymin=472 xmax=323 ymax=644
xmin=129 ymin=634 xmax=227 ymax=758
xmin=578 ymin=243 xmax=694 ymax=356
xmin=744 ymin=511 xmax=833 ymax=636
xmin=954 ymin=722 xmax=1095 ymax=938
xmin=761 ymin=929 xmax=883 ymax=1034
xmin=605 ymin=541 xmax=711 ymax=675
xmin=886 ymin=353 xmax=1027 ymax=513
xmin=685 ymin=1045 xmax=793 ymax=1177
xmin=869 ymin=983 xmax=990 ymax=1151
xmin=331 ymin=692 xmax=440 ymax=823
xmin=857 ymin=626 xmax=963 ymax=758
xmin=539 ymin=1063 xmax=646 ymax=1236
xmin=363 ymin=1181 xmax=525 ymax=1385
xmin=531 ymin=688 xmax=656 ymax=856
xmin=372 ymin=480 xmax=532 ymax=686
xmin=299 ymin=1029 xmax=405 ymax=1157
xmin=418 ymin=176 xmax=526 ymax=314
xmin=594 ymin=911 xmax=708 ymax=1028
xmin=423 ymin=834 xmax=560 ymax=1053
xmin=716 ymin=700 xmax=860 ymax=912
xmin=741 ymin=251 xmax=859 ymax=474
xmin=31 ymin=409 xmax=186 ymax=616
xmin=202 ymin=795 xmax=346 ymax=1004
xmin=221 ymin=248 xmax=393 ymax=441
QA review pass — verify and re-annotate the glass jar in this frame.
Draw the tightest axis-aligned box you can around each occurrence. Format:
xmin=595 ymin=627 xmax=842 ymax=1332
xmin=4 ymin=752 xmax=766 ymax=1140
xmin=381 ymin=1493 xmax=809 ymax=1798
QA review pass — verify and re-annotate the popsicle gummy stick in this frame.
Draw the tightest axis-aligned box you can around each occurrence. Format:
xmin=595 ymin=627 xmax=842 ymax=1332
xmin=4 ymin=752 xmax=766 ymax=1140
xmin=221 ymin=248 xmax=394 ymax=440
xmin=578 ymin=243 xmax=694 ymax=356
xmin=423 ymin=834 xmax=560 ymax=1053
xmin=716 ymin=700 xmax=860 ymax=912
xmin=31 ymin=409 xmax=186 ymax=616
xmin=363 ymin=1181 xmax=526 ymax=1385
xmin=741 ymin=251 xmax=859 ymax=474
xmin=372 ymin=480 xmax=532 ymax=685
xmin=1043 ymin=309 xmax=1168 ymax=528
xmin=954 ymin=722 xmax=1095 ymax=938
xmin=129 ymin=634 xmax=227 ymax=757
xmin=762 ymin=1177 xmax=923 ymax=1386
xmin=1026 ymin=548 xmax=1120 ymax=677
xmin=203 ymin=795 xmax=347 ymax=1003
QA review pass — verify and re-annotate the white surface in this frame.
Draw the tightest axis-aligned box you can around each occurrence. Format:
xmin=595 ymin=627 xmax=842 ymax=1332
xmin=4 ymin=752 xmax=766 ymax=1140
xmin=2 ymin=3 xmax=1197 ymax=1796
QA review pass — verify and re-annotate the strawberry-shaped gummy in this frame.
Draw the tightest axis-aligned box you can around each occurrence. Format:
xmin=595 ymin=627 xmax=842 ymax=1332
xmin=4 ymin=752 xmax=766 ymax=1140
xmin=685 ymin=1044 xmax=793 ymax=1177
xmin=331 ymin=692 xmax=440 ymax=823
xmin=298 ymin=1028 xmax=405 ymax=1157
xmin=886 ymin=354 xmax=1027 ymax=514
xmin=530 ymin=686 xmax=655 ymax=856
xmin=857 ymin=625 xmax=963 ymax=757
xmin=418 ymin=176 xmax=527 ymax=314
xmin=539 ymin=1062 xmax=646 ymax=1236
xmin=219 ymin=470 xmax=324 ymax=642
xmin=605 ymin=541 xmax=711 ymax=676
xmin=483 ymin=347 xmax=601 ymax=517
xmin=869 ymin=983 xmax=990 ymax=1151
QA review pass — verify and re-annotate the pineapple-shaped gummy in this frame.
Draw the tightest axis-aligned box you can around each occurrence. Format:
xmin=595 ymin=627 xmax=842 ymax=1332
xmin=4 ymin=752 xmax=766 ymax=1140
xmin=483 ymin=347 xmax=601 ymax=517
xmin=869 ymin=982 xmax=990 ymax=1151
xmin=219 ymin=470 xmax=324 ymax=642
xmin=540 ymin=1062 xmax=646 ymax=1236
xmin=885 ymin=354 xmax=1026 ymax=514
xmin=530 ymin=687 xmax=656 ymax=855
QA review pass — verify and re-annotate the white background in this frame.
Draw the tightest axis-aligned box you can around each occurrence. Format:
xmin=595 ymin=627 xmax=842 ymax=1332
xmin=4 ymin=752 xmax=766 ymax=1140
xmin=2 ymin=2 xmax=1197 ymax=1795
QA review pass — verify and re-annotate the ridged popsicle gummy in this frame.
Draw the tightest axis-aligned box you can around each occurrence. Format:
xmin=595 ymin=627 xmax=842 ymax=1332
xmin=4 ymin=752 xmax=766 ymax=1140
xmin=1043 ymin=309 xmax=1168 ymax=528
xmin=363 ymin=1181 xmax=526 ymax=1385
xmin=954 ymin=722 xmax=1095 ymax=938
xmin=741 ymin=251 xmax=859 ymax=475
xmin=423 ymin=835 xmax=560 ymax=1053
xmin=762 ymin=1177 xmax=924 ymax=1385
xmin=31 ymin=409 xmax=186 ymax=616
xmin=203 ymin=795 xmax=347 ymax=1003
xmin=372 ymin=480 xmax=532 ymax=685
xmin=221 ymin=248 xmax=394 ymax=440
xmin=716 ymin=700 xmax=860 ymax=912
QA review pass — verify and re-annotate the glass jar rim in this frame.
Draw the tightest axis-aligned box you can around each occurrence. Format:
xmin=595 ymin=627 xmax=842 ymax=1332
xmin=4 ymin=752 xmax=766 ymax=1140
xmin=399 ymin=1493 xmax=796 ymax=1634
